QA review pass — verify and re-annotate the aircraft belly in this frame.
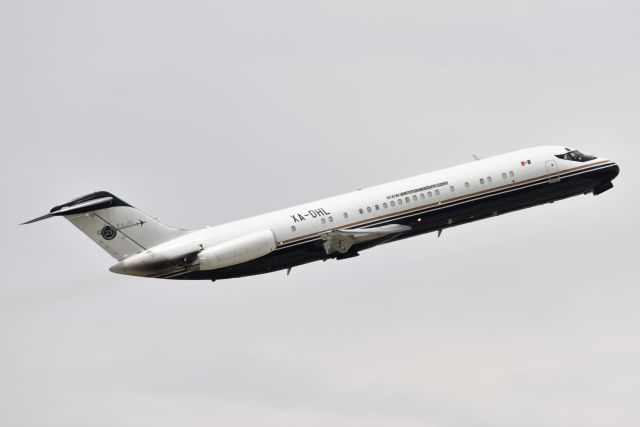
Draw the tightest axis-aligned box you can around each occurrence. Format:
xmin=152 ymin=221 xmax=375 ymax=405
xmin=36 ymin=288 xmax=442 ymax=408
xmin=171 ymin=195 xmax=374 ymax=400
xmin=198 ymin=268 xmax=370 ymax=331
xmin=173 ymin=165 xmax=611 ymax=281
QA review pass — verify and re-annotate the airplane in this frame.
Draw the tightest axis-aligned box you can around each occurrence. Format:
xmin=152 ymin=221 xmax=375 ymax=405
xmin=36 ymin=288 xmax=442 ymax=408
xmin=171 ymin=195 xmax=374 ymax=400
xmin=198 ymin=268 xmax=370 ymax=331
xmin=23 ymin=146 xmax=619 ymax=281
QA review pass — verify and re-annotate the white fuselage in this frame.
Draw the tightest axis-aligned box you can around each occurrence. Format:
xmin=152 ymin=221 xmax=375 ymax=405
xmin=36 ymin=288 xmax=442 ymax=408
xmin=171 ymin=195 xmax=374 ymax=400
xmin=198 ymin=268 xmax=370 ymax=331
xmin=107 ymin=145 xmax=617 ymax=280
xmin=164 ymin=146 xmax=608 ymax=248
xmin=23 ymin=145 xmax=619 ymax=280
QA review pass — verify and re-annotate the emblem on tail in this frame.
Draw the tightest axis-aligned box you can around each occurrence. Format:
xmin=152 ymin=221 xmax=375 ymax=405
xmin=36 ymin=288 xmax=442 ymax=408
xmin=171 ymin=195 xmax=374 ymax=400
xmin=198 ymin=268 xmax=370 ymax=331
xmin=100 ymin=225 xmax=117 ymax=240
xmin=22 ymin=191 xmax=190 ymax=261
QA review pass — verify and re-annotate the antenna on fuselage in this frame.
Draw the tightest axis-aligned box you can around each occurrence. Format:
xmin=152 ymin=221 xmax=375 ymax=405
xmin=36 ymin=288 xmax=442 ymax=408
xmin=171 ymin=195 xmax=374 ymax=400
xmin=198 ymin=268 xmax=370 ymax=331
xmin=472 ymin=154 xmax=480 ymax=161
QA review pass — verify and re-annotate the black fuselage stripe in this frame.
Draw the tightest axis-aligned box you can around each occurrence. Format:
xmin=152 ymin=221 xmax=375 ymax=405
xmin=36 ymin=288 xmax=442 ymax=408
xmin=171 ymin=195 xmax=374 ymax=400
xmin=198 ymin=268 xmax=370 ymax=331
xmin=364 ymin=163 xmax=614 ymax=228
xmin=276 ymin=162 xmax=615 ymax=250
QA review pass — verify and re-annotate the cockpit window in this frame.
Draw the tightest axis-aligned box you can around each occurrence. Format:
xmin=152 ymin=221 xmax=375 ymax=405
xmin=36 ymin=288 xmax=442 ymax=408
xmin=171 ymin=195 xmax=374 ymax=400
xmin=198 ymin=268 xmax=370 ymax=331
xmin=555 ymin=150 xmax=596 ymax=162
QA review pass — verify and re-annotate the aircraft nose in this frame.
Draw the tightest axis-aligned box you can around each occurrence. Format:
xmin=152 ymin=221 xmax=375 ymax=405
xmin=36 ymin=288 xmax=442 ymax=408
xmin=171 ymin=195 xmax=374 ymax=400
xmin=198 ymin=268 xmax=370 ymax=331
xmin=592 ymin=161 xmax=620 ymax=196
xmin=609 ymin=162 xmax=620 ymax=181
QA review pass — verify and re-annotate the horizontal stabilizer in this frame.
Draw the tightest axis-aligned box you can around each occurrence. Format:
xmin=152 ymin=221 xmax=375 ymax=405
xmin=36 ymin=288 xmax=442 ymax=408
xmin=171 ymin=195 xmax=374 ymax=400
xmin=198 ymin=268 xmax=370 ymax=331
xmin=22 ymin=196 xmax=115 ymax=224
xmin=21 ymin=213 xmax=54 ymax=225
xmin=321 ymin=224 xmax=411 ymax=254
xmin=20 ymin=191 xmax=189 ymax=261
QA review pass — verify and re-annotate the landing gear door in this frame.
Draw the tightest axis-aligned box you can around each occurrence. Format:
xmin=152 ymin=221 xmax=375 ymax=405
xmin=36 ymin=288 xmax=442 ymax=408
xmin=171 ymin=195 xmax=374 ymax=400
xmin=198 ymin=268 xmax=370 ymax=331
xmin=545 ymin=160 xmax=560 ymax=183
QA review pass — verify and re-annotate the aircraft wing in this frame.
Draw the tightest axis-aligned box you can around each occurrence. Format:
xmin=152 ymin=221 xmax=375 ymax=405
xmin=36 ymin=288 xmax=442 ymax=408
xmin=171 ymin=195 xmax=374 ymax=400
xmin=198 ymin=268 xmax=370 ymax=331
xmin=321 ymin=224 xmax=411 ymax=255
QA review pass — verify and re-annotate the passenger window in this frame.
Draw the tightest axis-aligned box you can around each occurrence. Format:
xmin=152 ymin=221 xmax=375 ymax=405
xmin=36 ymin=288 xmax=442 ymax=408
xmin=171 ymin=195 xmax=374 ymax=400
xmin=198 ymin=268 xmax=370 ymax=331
xmin=412 ymin=195 xmax=417 ymax=202
xmin=367 ymin=206 xmax=372 ymax=213
xmin=390 ymin=200 xmax=396 ymax=207
xmin=383 ymin=202 xmax=388 ymax=208
xmin=435 ymin=189 xmax=440 ymax=196
xmin=465 ymin=182 xmax=470 ymax=188
xmin=487 ymin=176 xmax=493 ymax=183
xmin=450 ymin=186 xmax=455 ymax=192
xmin=343 ymin=212 xmax=348 ymax=218
xmin=420 ymin=193 xmax=425 ymax=200
xmin=480 ymin=178 xmax=485 ymax=184
xmin=428 ymin=191 xmax=432 ymax=198
xmin=321 ymin=218 xmax=326 ymax=224
xmin=375 ymin=204 xmax=380 ymax=210
xmin=359 ymin=208 xmax=364 ymax=214
xmin=291 ymin=226 xmax=296 ymax=232
xmin=502 ymin=172 xmax=507 ymax=179
xmin=509 ymin=171 xmax=515 ymax=177
xmin=398 ymin=199 xmax=403 ymax=205
xmin=328 ymin=216 xmax=333 ymax=222
xmin=405 ymin=197 xmax=410 ymax=203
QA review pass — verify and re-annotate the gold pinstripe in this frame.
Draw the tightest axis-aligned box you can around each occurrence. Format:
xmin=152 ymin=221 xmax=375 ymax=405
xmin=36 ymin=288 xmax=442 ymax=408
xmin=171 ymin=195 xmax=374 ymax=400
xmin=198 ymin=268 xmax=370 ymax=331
xmin=279 ymin=160 xmax=614 ymax=246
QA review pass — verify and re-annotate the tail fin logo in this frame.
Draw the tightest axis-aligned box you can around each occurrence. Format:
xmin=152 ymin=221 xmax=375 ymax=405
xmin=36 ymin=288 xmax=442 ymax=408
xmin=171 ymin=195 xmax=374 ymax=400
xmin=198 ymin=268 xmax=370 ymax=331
xmin=100 ymin=225 xmax=117 ymax=240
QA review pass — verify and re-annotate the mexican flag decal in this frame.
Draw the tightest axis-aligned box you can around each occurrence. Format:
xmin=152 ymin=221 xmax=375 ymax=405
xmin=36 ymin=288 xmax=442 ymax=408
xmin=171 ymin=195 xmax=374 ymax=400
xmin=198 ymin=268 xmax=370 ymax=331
xmin=520 ymin=160 xmax=532 ymax=166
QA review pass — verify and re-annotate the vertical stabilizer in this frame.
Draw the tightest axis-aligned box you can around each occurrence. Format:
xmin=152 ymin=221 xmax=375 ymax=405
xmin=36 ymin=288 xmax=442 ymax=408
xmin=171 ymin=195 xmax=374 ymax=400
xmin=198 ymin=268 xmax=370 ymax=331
xmin=22 ymin=191 xmax=190 ymax=260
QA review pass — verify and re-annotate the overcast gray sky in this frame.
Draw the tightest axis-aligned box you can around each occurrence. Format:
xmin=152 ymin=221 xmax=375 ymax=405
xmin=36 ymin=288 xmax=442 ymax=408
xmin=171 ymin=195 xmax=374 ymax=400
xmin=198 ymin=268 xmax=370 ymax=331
xmin=1 ymin=1 xmax=639 ymax=426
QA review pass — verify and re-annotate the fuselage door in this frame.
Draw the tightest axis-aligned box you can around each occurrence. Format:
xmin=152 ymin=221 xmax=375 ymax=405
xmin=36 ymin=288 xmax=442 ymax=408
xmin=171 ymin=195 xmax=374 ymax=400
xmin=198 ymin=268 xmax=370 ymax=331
xmin=545 ymin=160 xmax=560 ymax=183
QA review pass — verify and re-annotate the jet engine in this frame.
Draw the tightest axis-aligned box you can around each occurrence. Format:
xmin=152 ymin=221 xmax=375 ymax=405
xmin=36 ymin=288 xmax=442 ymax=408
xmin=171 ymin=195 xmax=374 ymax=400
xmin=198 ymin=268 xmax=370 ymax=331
xmin=109 ymin=229 xmax=277 ymax=277
xmin=197 ymin=229 xmax=276 ymax=271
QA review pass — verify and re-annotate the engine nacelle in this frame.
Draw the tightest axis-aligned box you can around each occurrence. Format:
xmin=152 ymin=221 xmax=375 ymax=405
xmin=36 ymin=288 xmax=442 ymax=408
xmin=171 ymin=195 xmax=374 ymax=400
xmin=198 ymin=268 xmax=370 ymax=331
xmin=197 ymin=229 xmax=277 ymax=271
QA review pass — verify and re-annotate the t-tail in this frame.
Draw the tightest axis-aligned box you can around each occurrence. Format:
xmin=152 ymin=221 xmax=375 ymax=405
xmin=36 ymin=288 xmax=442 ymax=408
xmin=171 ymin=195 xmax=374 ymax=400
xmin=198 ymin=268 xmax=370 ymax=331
xmin=22 ymin=191 xmax=190 ymax=261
